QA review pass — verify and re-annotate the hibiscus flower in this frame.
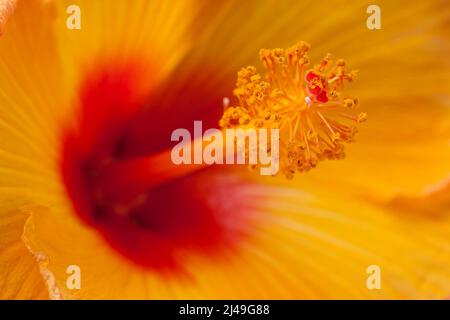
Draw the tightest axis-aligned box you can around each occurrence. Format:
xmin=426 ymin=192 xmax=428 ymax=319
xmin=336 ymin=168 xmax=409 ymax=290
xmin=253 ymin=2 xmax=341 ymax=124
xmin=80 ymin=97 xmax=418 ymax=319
xmin=0 ymin=0 xmax=449 ymax=299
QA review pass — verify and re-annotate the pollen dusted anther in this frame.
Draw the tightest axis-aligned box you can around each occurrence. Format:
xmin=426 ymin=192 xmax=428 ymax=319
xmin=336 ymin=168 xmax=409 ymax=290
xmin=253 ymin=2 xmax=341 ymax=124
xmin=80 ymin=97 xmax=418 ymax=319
xmin=220 ymin=41 xmax=366 ymax=179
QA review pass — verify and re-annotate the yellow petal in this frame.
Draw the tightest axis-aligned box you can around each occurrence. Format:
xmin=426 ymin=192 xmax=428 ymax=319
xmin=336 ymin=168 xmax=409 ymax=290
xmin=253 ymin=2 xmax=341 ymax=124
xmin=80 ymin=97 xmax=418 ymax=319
xmin=21 ymin=174 xmax=450 ymax=299
xmin=0 ymin=0 xmax=70 ymax=234
xmin=52 ymin=0 xmax=199 ymax=100
xmin=243 ymin=180 xmax=450 ymax=298
xmin=0 ymin=0 xmax=15 ymax=35
xmin=296 ymin=98 xmax=450 ymax=199
xmin=388 ymin=176 xmax=450 ymax=217
xmin=0 ymin=210 xmax=47 ymax=299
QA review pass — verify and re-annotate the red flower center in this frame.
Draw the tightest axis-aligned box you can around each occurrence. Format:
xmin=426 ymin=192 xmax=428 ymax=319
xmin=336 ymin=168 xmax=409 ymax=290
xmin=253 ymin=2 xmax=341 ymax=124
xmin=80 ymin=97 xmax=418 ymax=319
xmin=60 ymin=57 xmax=248 ymax=273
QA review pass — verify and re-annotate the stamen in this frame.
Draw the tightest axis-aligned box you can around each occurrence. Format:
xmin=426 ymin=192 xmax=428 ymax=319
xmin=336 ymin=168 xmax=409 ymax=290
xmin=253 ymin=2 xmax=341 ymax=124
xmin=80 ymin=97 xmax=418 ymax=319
xmin=220 ymin=41 xmax=366 ymax=179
